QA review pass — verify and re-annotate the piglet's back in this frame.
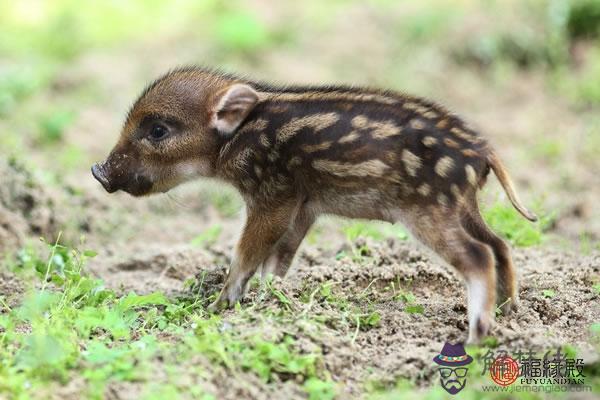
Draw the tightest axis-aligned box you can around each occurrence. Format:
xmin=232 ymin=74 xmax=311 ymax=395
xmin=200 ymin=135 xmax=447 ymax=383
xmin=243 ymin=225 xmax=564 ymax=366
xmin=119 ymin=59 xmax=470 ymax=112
xmin=218 ymin=83 xmax=490 ymax=208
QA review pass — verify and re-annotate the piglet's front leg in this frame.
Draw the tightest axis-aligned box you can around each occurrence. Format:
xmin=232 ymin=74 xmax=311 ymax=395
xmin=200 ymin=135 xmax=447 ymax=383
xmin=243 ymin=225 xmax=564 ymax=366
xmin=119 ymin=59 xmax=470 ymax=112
xmin=207 ymin=201 xmax=296 ymax=312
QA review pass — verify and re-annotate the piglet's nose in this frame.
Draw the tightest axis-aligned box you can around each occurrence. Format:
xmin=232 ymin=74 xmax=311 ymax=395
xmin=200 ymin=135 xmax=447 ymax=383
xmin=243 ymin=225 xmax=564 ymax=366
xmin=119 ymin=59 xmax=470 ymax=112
xmin=91 ymin=162 xmax=116 ymax=193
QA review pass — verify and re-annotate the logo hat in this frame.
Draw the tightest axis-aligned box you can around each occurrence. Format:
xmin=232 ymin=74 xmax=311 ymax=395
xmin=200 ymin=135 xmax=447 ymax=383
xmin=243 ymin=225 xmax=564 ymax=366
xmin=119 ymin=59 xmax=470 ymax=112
xmin=433 ymin=342 xmax=473 ymax=367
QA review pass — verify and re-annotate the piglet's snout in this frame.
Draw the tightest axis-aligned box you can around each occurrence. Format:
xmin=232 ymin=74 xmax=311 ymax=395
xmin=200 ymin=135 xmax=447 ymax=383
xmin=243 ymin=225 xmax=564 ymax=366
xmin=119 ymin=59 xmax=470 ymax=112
xmin=91 ymin=162 xmax=117 ymax=193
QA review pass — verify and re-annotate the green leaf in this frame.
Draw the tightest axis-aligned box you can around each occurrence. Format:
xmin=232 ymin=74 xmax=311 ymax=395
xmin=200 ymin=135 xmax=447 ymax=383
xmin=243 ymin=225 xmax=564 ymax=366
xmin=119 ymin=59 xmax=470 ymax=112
xmin=396 ymin=292 xmax=416 ymax=304
xmin=320 ymin=283 xmax=332 ymax=299
xmin=405 ymin=304 xmax=424 ymax=314
xmin=16 ymin=291 xmax=61 ymax=322
xmin=542 ymin=289 xmax=556 ymax=298
xmin=84 ymin=340 xmax=127 ymax=364
xmin=16 ymin=333 xmax=70 ymax=371
xmin=482 ymin=336 xmax=499 ymax=348
xmin=101 ymin=309 xmax=135 ymax=340
xmin=365 ymin=311 xmax=381 ymax=327
xmin=117 ymin=292 xmax=169 ymax=311
xmin=75 ymin=306 xmax=135 ymax=340
xmin=304 ymin=378 xmax=336 ymax=400
xmin=83 ymin=250 xmax=98 ymax=258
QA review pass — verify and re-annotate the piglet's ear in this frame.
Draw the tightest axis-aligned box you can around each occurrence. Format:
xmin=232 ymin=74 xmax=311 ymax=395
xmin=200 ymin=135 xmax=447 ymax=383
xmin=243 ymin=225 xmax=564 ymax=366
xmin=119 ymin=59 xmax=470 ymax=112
xmin=211 ymin=83 xmax=259 ymax=135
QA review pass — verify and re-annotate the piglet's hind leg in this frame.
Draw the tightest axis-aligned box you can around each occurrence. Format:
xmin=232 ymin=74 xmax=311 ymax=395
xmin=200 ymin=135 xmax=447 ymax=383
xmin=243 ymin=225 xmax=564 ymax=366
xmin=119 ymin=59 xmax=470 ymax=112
xmin=406 ymin=213 xmax=497 ymax=344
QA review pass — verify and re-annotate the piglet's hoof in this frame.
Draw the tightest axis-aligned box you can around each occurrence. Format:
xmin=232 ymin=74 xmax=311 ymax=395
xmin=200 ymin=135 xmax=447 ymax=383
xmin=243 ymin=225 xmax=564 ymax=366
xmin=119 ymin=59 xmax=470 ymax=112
xmin=467 ymin=315 xmax=494 ymax=345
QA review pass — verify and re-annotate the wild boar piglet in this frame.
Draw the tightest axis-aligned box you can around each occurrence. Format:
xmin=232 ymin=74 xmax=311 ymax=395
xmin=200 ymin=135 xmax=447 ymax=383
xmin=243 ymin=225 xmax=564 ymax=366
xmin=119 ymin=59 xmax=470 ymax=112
xmin=92 ymin=67 xmax=537 ymax=343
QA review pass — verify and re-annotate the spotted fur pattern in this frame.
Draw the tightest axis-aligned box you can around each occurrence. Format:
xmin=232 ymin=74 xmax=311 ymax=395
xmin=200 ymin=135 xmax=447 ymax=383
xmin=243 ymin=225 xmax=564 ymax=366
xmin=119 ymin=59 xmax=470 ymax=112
xmin=93 ymin=67 xmax=537 ymax=343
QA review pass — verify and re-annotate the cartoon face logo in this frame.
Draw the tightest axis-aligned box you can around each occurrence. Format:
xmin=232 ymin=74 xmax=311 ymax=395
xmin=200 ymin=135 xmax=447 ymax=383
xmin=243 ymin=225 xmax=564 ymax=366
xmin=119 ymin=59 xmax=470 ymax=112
xmin=438 ymin=366 xmax=468 ymax=394
xmin=433 ymin=342 xmax=473 ymax=395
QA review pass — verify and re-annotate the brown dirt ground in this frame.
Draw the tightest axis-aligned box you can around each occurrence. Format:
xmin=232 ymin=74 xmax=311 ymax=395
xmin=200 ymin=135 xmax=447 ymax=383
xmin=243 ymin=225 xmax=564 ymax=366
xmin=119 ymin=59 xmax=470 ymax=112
xmin=83 ymin=236 xmax=599 ymax=398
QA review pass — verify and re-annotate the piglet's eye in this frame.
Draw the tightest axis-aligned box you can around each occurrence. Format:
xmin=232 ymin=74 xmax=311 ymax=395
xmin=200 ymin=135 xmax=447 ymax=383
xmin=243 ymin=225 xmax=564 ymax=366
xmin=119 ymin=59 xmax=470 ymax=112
xmin=149 ymin=124 xmax=168 ymax=141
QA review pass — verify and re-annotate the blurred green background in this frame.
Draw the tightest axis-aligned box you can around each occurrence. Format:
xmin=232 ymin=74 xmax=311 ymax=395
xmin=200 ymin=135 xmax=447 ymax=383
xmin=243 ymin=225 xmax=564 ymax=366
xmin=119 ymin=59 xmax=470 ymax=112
xmin=1 ymin=0 xmax=599 ymax=248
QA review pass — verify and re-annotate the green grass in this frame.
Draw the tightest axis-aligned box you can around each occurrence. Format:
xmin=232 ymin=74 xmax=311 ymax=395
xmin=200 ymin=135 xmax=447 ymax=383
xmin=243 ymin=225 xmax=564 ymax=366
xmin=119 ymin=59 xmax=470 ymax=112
xmin=392 ymin=288 xmax=425 ymax=314
xmin=530 ymin=138 xmax=564 ymax=164
xmin=0 ymin=173 xmax=590 ymax=399
xmin=37 ymin=109 xmax=76 ymax=144
xmin=0 ymin=67 xmax=51 ymax=117
xmin=343 ymin=221 xmax=409 ymax=243
xmin=190 ymin=225 xmax=223 ymax=247
xmin=552 ymin=45 xmax=600 ymax=106
xmin=482 ymin=200 xmax=554 ymax=247
xmin=567 ymin=0 xmax=600 ymax=40
xmin=446 ymin=0 xmax=600 ymax=106
xmin=340 ymin=221 xmax=409 ymax=261
xmin=0 ymin=240 xmax=335 ymax=399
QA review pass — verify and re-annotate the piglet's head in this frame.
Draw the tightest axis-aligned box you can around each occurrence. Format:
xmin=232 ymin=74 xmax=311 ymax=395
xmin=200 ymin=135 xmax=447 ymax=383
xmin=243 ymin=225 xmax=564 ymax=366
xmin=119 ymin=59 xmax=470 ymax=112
xmin=92 ymin=69 xmax=259 ymax=196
